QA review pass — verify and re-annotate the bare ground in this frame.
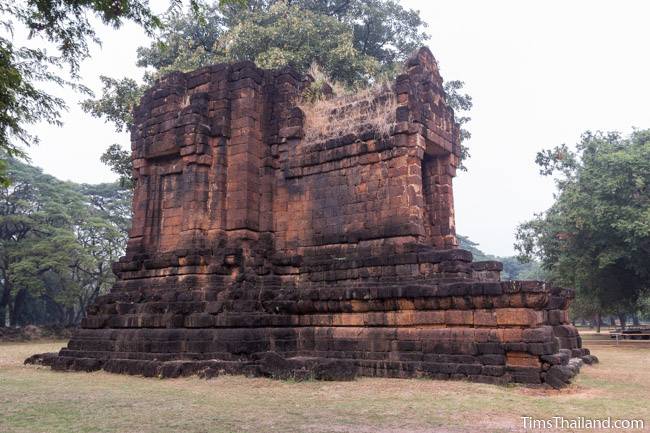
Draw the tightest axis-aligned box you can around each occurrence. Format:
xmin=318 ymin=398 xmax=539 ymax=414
xmin=0 ymin=339 xmax=648 ymax=433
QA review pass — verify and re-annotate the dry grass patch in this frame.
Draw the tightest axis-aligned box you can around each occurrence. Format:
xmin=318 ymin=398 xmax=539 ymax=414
xmin=1 ymin=341 xmax=648 ymax=433
xmin=299 ymin=83 xmax=397 ymax=143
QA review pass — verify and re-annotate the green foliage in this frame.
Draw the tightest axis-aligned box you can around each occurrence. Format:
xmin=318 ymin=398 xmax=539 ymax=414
xmin=81 ymin=76 xmax=143 ymax=133
xmin=100 ymin=144 xmax=135 ymax=188
xmin=499 ymin=256 xmax=547 ymax=281
xmin=139 ymin=0 xmax=428 ymax=85
xmin=457 ymin=234 xmax=543 ymax=280
xmin=516 ymin=130 xmax=650 ymax=321
xmin=443 ymin=80 xmax=473 ymax=170
xmin=85 ymin=1 xmax=472 ymax=179
xmin=0 ymin=0 xmax=192 ymax=185
xmin=299 ymin=63 xmax=352 ymax=104
xmin=0 ymin=36 xmax=70 ymax=180
xmin=136 ymin=3 xmax=228 ymax=76
xmin=0 ymin=158 xmax=130 ymax=326
xmin=457 ymin=234 xmax=492 ymax=262
xmin=214 ymin=2 xmax=379 ymax=85
xmin=6 ymin=1 xmax=162 ymax=73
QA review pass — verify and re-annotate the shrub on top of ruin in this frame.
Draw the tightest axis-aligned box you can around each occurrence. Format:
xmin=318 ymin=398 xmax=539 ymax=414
xmin=84 ymin=1 xmax=473 ymax=177
xmin=302 ymin=64 xmax=345 ymax=104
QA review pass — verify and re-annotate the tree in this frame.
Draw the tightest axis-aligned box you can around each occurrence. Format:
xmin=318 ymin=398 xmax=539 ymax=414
xmin=457 ymin=235 xmax=492 ymax=262
xmin=139 ymin=0 xmax=428 ymax=84
xmin=80 ymin=76 xmax=143 ymax=186
xmin=83 ymin=1 xmax=473 ymax=177
xmin=516 ymin=130 xmax=650 ymax=329
xmin=0 ymin=159 xmax=84 ymax=325
xmin=0 ymin=0 xmax=168 ymax=185
xmin=69 ymin=182 xmax=130 ymax=323
xmin=0 ymin=158 xmax=129 ymax=326
xmin=444 ymin=80 xmax=472 ymax=167
xmin=99 ymin=143 xmax=135 ymax=188
xmin=457 ymin=234 xmax=544 ymax=280
xmin=499 ymin=256 xmax=547 ymax=281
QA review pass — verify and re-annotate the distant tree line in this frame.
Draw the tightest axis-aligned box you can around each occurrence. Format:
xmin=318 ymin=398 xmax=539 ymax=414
xmin=457 ymin=235 xmax=546 ymax=281
xmin=0 ymin=159 xmax=130 ymax=326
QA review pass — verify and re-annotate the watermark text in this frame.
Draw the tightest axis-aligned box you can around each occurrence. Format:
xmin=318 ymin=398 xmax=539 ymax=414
xmin=522 ymin=416 xmax=645 ymax=430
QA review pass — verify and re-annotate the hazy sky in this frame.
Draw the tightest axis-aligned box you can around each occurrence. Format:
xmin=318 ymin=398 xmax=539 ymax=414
xmin=23 ymin=1 xmax=650 ymax=256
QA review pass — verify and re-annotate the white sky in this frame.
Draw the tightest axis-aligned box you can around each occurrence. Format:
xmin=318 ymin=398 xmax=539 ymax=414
xmin=23 ymin=0 xmax=650 ymax=256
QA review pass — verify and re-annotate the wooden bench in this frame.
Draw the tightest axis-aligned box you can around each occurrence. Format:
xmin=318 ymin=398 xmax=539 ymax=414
xmin=610 ymin=331 xmax=650 ymax=344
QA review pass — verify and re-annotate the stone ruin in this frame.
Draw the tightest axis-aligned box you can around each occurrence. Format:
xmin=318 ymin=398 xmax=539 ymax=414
xmin=28 ymin=48 xmax=596 ymax=388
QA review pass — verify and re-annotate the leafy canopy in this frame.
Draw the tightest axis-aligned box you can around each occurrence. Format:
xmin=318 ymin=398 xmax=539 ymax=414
xmin=83 ymin=0 xmax=473 ymax=179
xmin=457 ymin=234 xmax=544 ymax=281
xmin=0 ymin=0 xmax=171 ymax=185
xmin=0 ymin=158 xmax=130 ymax=326
xmin=138 ymin=0 xmax=428 ymax=85
xmin=515 ymin=130 xmax=650 ymax=319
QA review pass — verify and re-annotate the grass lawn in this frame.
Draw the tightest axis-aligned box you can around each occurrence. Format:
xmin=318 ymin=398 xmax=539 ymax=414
xmin=0 ymin=340 xmax=648 ymax=433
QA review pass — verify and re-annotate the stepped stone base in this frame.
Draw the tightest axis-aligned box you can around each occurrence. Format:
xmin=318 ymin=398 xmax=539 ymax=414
xmin=27 ymin=274 xmax=595 ymax=388
xmin=26 ymin=48 xmax=594 ymax=388
xmin=27 ymin=348 xmax=594 ymax=387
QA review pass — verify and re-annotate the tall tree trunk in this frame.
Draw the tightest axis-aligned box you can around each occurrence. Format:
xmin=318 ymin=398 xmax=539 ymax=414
xmin=610 ymin=317 xmax=616 ymax=327
xmin=66 ymin=306 xmax=76 ymax=326
xmin=596 ymin=311 xmax=601 ymax=334
xmin=1 ymin=269 xmax=11 ymax=328
xmin=617 ymin=312 xmax=627 ymax=330
xmin=632 ymin=314 xmax=640 ymax=326
xmin=10 ymin=289 xmax=27 ymax=327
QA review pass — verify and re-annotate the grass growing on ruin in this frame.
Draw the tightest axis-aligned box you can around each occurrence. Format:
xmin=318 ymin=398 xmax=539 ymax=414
xmin=1 ymin=341 xmax=648 ymax=433
xmin=299 ymin=85 xmax=397 ymax=143
xmin=298 ymin=64 xmax=397 ymax=143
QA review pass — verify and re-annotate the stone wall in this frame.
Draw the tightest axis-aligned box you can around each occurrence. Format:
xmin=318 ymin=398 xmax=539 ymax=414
xmin=28 ymin=48 xmax=595 ymax=388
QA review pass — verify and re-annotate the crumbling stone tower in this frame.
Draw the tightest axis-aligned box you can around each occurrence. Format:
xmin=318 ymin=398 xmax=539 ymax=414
xmin=31 ymin=48 xmax=594 ymax=388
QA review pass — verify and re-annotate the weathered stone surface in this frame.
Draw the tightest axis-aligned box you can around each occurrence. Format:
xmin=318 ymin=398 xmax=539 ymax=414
xmin=28 ymin=47 xmax=591 ymax=388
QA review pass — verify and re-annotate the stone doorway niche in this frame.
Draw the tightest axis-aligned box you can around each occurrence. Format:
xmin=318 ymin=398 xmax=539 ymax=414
xmin=421 ymin=145 xmax=456 ymax=248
